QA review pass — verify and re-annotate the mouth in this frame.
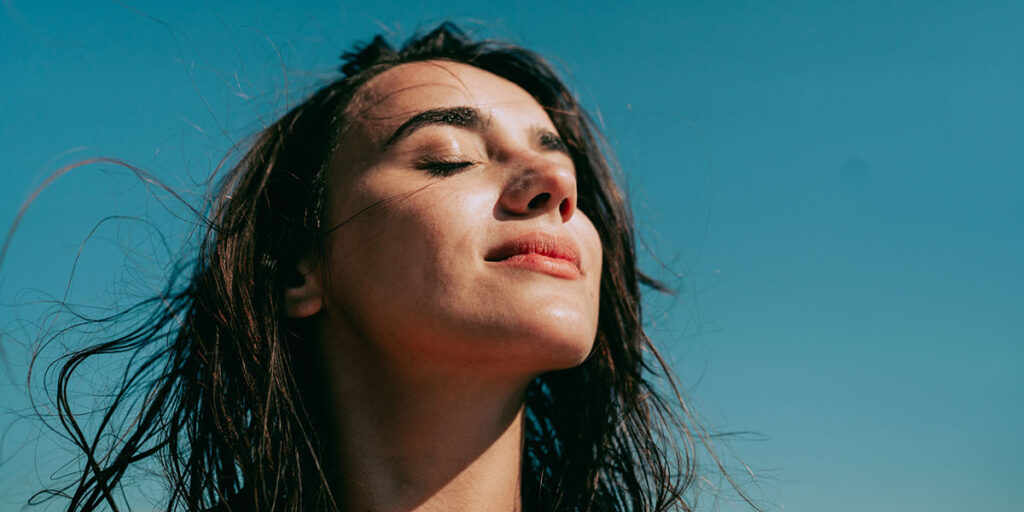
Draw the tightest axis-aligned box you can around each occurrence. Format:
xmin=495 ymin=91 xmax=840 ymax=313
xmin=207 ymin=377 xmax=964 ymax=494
xmin=485 ymin=231 xmax=582 ymax=279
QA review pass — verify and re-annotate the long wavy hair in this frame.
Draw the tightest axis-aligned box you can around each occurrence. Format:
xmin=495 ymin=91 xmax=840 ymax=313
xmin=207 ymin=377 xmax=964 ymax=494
xmin=13 ymin=22 xmax=750 ymax=511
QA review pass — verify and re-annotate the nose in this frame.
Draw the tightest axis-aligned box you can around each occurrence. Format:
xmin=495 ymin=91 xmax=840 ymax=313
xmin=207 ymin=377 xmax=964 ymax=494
xmin=497 ymin=153 xmax=578 ymax=223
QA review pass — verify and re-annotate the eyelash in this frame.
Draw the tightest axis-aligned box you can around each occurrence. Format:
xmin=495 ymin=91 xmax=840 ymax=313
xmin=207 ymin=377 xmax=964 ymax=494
xmin=414 ymin=134 xmax=565 ymax=178
xmin=416 ymin=158 xmax=476 ymax=177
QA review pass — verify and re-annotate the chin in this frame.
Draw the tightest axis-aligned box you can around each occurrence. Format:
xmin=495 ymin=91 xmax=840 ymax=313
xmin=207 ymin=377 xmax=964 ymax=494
xmin=511 ymin=305 xmax=598 ymax=373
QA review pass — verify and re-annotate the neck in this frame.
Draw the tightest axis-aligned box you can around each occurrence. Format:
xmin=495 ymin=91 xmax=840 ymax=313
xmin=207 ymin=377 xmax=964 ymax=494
xmin=318 ymin=330 xmax=531 ymax=512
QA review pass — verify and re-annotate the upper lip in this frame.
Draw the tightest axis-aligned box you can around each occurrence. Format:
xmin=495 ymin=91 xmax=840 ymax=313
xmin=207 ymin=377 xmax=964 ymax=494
xmin=485 ymin=231 xmax=582 ymax=270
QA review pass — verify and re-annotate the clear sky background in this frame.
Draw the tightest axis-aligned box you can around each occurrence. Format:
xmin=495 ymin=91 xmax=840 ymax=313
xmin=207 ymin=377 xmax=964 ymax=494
xmin=1 ymin=1 xmax=1022 ymax=511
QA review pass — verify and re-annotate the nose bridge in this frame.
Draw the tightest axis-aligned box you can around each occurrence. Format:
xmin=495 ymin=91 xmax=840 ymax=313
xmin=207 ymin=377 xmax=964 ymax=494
xmin=499 ymin=149 xmax=578 ymax=223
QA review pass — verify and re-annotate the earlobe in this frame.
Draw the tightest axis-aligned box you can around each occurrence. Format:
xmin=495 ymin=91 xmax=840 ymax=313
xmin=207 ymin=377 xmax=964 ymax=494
xmin=284 ymin=260 xmax=324 ymax=318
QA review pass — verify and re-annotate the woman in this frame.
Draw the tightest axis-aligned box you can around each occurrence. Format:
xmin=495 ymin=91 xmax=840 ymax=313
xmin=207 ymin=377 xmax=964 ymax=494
xmin=23 ymin=23 xmax=749 ymax=511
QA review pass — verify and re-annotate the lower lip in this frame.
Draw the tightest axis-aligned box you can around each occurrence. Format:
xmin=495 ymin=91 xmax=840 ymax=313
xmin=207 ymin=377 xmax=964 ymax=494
xmin=490 ymin=253 xmax=581 ymax=279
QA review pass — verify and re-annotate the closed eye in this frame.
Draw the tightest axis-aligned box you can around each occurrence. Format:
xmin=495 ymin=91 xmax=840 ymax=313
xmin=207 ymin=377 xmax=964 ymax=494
xmin=416 ymin=159 xmax=476 ymax=177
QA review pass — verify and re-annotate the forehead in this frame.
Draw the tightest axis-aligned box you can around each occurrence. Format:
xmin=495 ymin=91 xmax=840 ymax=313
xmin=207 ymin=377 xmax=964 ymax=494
xmin=347 ymin=60 xmax=553 ymax=137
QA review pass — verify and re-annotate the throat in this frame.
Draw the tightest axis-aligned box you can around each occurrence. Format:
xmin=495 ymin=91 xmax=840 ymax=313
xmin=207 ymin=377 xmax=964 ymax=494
xmin=329 ymin=368 xmax=529 ymax=512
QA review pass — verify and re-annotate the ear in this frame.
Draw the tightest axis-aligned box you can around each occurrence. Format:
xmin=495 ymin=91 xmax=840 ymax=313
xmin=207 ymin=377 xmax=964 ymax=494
xmin=284 ymin=258 xmax=324 ymax=319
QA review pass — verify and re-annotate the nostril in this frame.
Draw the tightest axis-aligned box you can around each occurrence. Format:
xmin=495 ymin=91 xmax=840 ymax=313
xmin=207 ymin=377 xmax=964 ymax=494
xmin=527 ymin=192 xmax=551 ymax=210
xmin=559 ymin=198 xmax=571 ymax=218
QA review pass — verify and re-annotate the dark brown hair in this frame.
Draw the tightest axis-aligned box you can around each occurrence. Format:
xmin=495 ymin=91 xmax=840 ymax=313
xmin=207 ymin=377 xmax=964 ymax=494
xmin=18 ymin=22 xmax=753 ymax=511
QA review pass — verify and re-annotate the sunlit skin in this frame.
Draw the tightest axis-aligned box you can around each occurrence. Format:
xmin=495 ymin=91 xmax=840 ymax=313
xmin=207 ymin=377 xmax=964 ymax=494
xmin=284 ymin=61 xmax=602 ymax=511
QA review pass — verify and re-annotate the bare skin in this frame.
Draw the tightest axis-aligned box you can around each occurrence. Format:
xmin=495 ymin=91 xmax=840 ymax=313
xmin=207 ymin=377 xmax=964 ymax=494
xmin=317 ymin=319 xmax=529 ymax=511
xmin=285 ymin=61 xmax=602 ymax=511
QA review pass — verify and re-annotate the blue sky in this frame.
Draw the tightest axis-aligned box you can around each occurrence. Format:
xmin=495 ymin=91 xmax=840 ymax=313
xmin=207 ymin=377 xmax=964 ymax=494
xmin=2 ymin=1 xmax=1022 ymax=510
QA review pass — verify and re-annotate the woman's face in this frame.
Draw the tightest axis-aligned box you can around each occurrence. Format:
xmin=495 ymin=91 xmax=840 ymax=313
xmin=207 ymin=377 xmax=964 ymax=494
xmin=305 ymin=61 xmax=602 ymax=377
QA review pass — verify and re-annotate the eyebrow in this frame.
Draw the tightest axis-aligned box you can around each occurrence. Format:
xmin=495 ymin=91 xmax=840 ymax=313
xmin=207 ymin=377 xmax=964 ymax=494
xmin=380 ymin=105 xmax=570 ymax=156
xmin=382 ymin=106 xmax=489 ymax=148
xmin=534 ymin=127 xmax=570 ymax=155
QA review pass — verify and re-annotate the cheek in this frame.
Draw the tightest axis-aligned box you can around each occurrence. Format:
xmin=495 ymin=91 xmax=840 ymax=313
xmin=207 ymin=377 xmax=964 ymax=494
xmin=576 ymin=216 xmax=604 ymax=313
xmin=390 ymin=187 xmax=490 ymax=279
xmin=322 ymin=185 xmax=488 ymax=323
